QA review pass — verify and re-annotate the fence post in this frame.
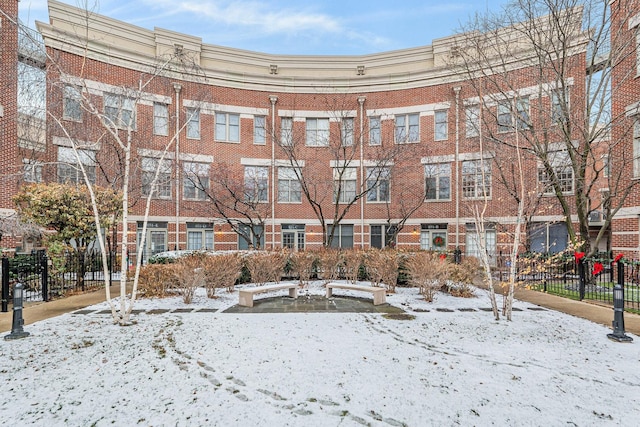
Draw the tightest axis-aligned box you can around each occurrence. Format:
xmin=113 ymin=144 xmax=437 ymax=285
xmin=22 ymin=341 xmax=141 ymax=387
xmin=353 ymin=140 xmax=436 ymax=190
xmin=41 ymin=254 xmax=49 ymax=302
xmin=578 ymin=259 xmax=586 ymax=301
xmin=1 ymin=257 xmax=9 ymax=313
xmin=607 ymin=260 xmax=633 ymax=342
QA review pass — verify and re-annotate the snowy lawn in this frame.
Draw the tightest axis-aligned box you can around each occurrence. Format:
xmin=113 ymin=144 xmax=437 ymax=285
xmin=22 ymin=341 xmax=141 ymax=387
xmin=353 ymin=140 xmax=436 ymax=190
xmin=1 ymin=281 xmax=639 ymax=426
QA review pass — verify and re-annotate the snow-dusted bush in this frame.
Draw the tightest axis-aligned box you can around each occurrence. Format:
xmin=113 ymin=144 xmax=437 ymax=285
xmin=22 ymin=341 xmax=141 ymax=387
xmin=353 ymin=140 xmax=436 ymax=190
xmin=201 ymin=253 xmax=243 ymax=297
xmin=405 ymin=252 xmax=449 ymax=302
xmin=365 ymin=249 xmax=400 ymax=292
xmin=289 ymin=251 xmax=317 ymax=286
xmin=137 ymin=264 xmax=179 ymax=298
xmin=245 ymin=250 xmax=289 ymax=285
xmin=173 ymin=253 xmax=206 ymax=304
xmin=316 ymin=248 xmax=343 ymax=283
xmin=342 ymin=250 xmax=364 ymax=284
xmin=445 ymin=257 xmax=479 ymax=298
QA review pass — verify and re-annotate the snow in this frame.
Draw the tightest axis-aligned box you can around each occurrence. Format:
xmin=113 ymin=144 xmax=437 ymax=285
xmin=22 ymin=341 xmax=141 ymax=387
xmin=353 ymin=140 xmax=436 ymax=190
xmin=2 ymin=281 xmax=639 ymax=427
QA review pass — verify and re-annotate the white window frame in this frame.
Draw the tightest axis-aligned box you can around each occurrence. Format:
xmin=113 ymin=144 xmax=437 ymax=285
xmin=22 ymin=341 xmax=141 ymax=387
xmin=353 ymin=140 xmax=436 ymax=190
xmin=434 ymin=110 xmax=448 ymax=141
xmin=306 ymin=118 xmax=330 ymax=146
xmin=465 ymin=224 xmax=496 ymax=266
xmin=254 ymin=116 xmax=266 ymax=145
xmin=281 ymin=117 xmax=293 ymax=146
xmin=462 ymin=159 xmax=492 ymax=199
xmin=497 ymin=101 xmax=512 ymax=133
xmin=341 ymin=117 xmax=354 ymax=146
xmin=63 ymin=85 xmax=82 ymax=122
xmin=216 ymin=112 xmax=240 ymax=143
xmin=278 ymin=167 xmax=302 ymax=203
xmin=329 ymin=224 xmax=354 ymax=249
xmin=23 ymin=159 xmax=43 ymax=183
xmin=551 ymin=89 xmax=569 ymax=124
xmin=57 ymin=146 xmax=96 ymax=185
xmin=538 ymin=150 xmax=574 ymax=195
xmin=187 ymin=223 xmax=214 ymax=250
xmin=334 ymin=167 xmax=357 ymax=203
xmin=366 ymin=167 xmax=390 ymax=203
xmin=183 ymin=161 xmax=210 ymax=201
xmin=425 ymin=163 xmax=451 ymax=201
xmin=465 ymin=105 xmax=479 ymax=138
xmin=369 ymin=116 xmax=381 ymax=146
xmin=395 ymin=113 xmax=419 ymax=143
xmin=153 ymin=103 xmax=169 ymax=136
xmin=141 ymin=157 xmax=172 ymax=199
xmin=634 ymin=119 xmax=640 ymax=179
xmin=516 ymin=97 xmax=530 ymax=130
xmin=244 ymin=166 xmax=269 ymax=203
xmin=186 ymin=108 xmax=200 ymax=139
xmin=104 ymin=93 xmax=135 ymax=129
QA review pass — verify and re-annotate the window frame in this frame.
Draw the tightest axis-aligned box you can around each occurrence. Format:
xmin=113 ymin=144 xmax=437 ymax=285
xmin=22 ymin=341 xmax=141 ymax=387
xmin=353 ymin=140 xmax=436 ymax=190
xmin=366 ymin=167 xmax=390 ymax=203
xmin=280 ymin=117 xmax=293 ymax=146
xmin=462 ymin=159 xmax=492 ymax=199
xmin=306 ymin=118 xmax=330 ymax=147
xmin=141 ymin=157 xmax=172 ymax=199
xmin=215 ymin=112 xmax=240 ymax=143
xmin=369 ymin=116 xmax=381 ymax=146
xmin=329 ymin=224 xmax=354 ymax=249
xmin=183 ymin=161 xmax=210 ymax=201
xmin=434 ymin=110 xmax=448 ymax=141
xmin=63 ymin=85 xmax=82 ymax=122
xmin=395 ymin=113 xmax=420 ymax=144
xmin=341 ymin=117 xmax=354 ymax=146
xmin=254 ymin=115 xmax=266 ymax=145
xmin=153 ymin=103 xmax=169 ymax=136
xmin=244 ymin=165 xmax=269 ymax=203
xmin=537 ymin=151 xmax=574 ymax=195
xmin=277 ymin=167 xmax=302 ymax=203
xmin=333 ymin=167 xmax=357 ymax=204
xmin=186 ymin=108 xmax=200 ymax=139
xmin=23 ymin=159 xmax=43 ymax=183
xmin=465 ymin=105 xmax=479 ymax=138
xmin=497 ymin=101 xmax=512 ymax=133
xmin=633 ymin=119 xmax=640 ymax=179
xmin=104 ymin=93 xmax=136 ymax=129
xmin=57 ymin=146 xmax=96 ymax=185
xmin=424 ymin=163 xmax=451 ymax=201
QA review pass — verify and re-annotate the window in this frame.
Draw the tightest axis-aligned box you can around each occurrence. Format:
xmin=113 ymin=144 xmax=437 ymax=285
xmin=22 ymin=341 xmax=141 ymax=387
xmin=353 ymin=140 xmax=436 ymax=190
xmin=137 ymin=222 xmax=168 ymax=259
xmin=186 ymin=108 xmax=200 ymax=139
xmin=462 ymin=160 xmax=491 ymax=198
xmin=141 ymin=157 xmax=172 ymax=199
xmin=186 ymin=223 xmax=214 ymax=250
xmin=334 ymin=167 xmax=357 ymax=203
xmin=341 ymin=118 xmax=354 ymax=146
xmin=425 ymin=163 xmax=451 ymax=200
xmin=420 ymin=224 xmax=448 ymax=251
xmin=254 ymin=116 xmax=266 ymax=145
xmin=183 ymin=162 xmax=210 ymax=200
xmin=602 ymin=154 xmax=610 ymax=178
xmin=306 ymin=118 xmax=329 ymax=146
xmin=244 ymin=166 xmax=269 ymax=202
xmin=238 ymin=224 xmax=264 ymax=250
xmin=57 ymin=146 xmax=96 ymax=185
xmin=528 ymin=222 xmax=568 ymax=253
xmin=465 ymin=223 xmax=496 ymax=265
xmin=395 ymin=113 xmax=419 ymax=143
xmin=551 ymin=89 xmax=569 ymax=123
xmin=282 ymin=224 xmax=305 ymax=251
xmin=23 ymin=159 xmax=43 ymax=183
xmin=63 ymin=85 xmax=82 ymax=121
xmin=497 ymin=101 xmax=512 ymax=132
xmin=538 ymin=151 xmax=574 ymax=194
xmin=634 ymin=119 xmax=640 ymax=179
xmin=104 ymin=93 xmax=135 ymax=129
xmin=281 ymin=117 xmax=293 ymax=146
xmin=516 ymin=97 xmax=530 ymax=130
xmin=369 ymin=116 xmax=381 ymax=145
xmin=366 ymin=167 xmax=390 ymax=202
xmin=153 ymin=103 xmax=169 ymax=136
xmin=216 ymin=112 xmax=240 ymax=142
xmin=370 ymin=224 xmax=397 ymax=249
xmin=465 ymin=106 xmax=479 ymax=137
xmin=434 ymin=110 xmax=448 ymax=140
xmin=636 ymin=28 xmax=640 ymax=75
xmin=278 ymin=167 xmax=302 ymax=203
xmin=329 ymin=224 xmax=354 ymax=249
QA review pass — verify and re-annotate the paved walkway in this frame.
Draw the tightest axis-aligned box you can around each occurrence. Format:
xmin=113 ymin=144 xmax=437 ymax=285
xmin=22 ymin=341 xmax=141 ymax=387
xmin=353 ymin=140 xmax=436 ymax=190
xmin=2 ymin=285 xmax=640 ymax=337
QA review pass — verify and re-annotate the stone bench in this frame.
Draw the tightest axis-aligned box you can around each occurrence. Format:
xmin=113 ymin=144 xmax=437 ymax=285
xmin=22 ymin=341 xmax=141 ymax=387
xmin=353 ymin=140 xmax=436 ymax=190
xmin=325 ymin=283 xmax=386 ymax=306
xmin=238 ymin=283 xmax=298 ymax=308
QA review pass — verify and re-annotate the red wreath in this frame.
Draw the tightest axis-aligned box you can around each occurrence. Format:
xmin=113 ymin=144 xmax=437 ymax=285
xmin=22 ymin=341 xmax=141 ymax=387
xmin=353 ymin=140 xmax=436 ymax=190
xmin=433 ymin=236 xmax=445 ymax=247
xmin=614 ymin=253 xmax=624 ymax=263
xmin=592 ymin=262 xmax=604 ymax=276
xmin=574 ymin=251 xmax=585 ymax=262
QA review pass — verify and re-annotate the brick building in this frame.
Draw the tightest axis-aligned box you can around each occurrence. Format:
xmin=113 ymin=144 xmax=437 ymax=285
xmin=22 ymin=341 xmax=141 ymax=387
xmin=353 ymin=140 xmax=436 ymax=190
xmin=3 ymin=0 xmax=639 ymax=261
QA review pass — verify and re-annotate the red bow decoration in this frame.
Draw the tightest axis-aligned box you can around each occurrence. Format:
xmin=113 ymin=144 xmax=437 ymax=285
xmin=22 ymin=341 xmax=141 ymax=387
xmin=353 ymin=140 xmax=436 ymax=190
xmin=574 ymin=251 xmax=585 ymax=262
xmin=614 ymin=253 xmax=624 ymax=263
xmin=592 ymin=262 xmax=604 ymax=276
xmin=439 ymin=254 xmax=447 ymax=262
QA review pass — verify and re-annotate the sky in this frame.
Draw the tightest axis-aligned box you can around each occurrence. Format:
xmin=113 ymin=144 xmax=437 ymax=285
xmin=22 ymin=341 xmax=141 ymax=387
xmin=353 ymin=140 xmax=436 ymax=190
xmin=2 ymin=280 xmax=639 ymax=425
xmin=18 ymin=0 xmax=507 ymax=55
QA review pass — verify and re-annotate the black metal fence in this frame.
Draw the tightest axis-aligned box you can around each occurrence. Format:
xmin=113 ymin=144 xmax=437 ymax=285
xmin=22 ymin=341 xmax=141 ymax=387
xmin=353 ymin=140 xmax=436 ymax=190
xmin=494 ymin=253 xmax=640 ymax=312
xmin=1 ymin=250 xmax=121 ymax=311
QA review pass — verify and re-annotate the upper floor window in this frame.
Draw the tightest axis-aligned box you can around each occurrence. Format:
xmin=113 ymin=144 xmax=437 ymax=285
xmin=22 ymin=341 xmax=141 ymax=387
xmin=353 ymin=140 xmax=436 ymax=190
xmin=244 ymin=166 xmax=269 ymax=202
xmin=281 ymin=117 xmax=293 ymax=146
xmin=58 ymin=146 xmax=96 ymax=185
xmin=516 ymin=97 xmax=530 ymax=130
xmin=186 ymin=108 xmax=200 ymax=139
xmin=23 ymin=159 xmax=43 ymax=183
xmin=63 ymin=85 xmax=82 ymax=121
xmin=633 ymin=119 xmax=640 ymax=179
xmin=104 ymin=93 xmax=135 ymax=129
xmin=369 ymin=116 xmax=381 ymax=146
xmin=216 ymin=112 xmax=240 ymax=142
xmin=306 ymin=118 xmax=329 ymax=146
xmin=602 ymin=154 xmax=610 ymax=178
xmin=425 ymin=163 xmax=451 ymax=201
xmin=551 ymin=89 xmax=569 ymax=123
xmin=141 ymin=157 xmax=172 ymax=199
xmin=538 ymin=150 xmax=574 ymax=195
xmin=278 ymin=167 xmax=302 ymax=203
xmin=153 ymin=103 xmax=169 ymax=136
xmin=333 ymin=167 xmax=357 ymax=203
xmin=366 ymin=167 xmax=390 ymax=203
xmin=341 ymin=118 xmax=354 ymax=146
xmin=434 ymin=110 xmax=448 ymax=141
xmin=183 ymin=162 xmax=210 ymax=200
xmin=465 ymin=105 xmax=479 ymax=137
xmin=497 ymin=101 xmax=512 ymax=133
xmin=462 ymin=159 xmax=492 ymax=199
xmin=254 ymin=116 xmax=266 ymax=145
xmin=395 ymin=113 xmax=419 ymax=143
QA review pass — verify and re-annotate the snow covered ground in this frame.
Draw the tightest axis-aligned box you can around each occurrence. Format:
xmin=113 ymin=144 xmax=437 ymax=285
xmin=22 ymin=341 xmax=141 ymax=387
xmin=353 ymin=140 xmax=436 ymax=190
xmin=1 ymin=281 xmax=639 ymax=427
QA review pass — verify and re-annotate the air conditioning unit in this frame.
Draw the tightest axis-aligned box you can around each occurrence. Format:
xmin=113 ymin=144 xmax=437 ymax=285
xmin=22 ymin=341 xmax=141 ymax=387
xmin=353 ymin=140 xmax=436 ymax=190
xmin=588 ymin=210 xmax=604 ymax=224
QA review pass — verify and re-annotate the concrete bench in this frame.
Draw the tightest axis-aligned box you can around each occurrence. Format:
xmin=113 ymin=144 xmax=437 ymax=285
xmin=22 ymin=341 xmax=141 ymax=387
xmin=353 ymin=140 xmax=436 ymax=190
xmin=325 ymin=283 xmax=386 ymax=305
xmin=238 ymin=283 xmax=298 ymax=308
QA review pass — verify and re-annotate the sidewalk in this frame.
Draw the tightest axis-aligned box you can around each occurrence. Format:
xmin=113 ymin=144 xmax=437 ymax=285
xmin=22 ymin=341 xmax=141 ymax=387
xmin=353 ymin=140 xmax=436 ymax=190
xmin=2 ymin=285 xmax=639 ymax=337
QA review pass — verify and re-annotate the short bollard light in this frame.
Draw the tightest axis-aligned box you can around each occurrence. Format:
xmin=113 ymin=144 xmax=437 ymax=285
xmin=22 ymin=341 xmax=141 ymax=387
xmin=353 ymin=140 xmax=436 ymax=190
xmin=607 ymin=258 xmax=632 ymax=343
xmin=4 ymin=282 xmax=30 ymax=341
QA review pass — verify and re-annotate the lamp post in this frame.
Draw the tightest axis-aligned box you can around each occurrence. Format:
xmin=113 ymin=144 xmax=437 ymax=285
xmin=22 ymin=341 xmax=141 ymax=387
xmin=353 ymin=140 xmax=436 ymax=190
xmin=4 ymin=282 xmax=30 ymax=340
xmin=607 ymin=260 xmax=632 ymax=343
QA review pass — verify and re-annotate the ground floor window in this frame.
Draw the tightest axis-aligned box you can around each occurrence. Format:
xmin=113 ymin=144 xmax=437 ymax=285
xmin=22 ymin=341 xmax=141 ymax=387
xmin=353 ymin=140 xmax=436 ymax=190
xmin=465 ymin=223 xmax=496 ymax=265
xmin=370 ymin=224 xmax=397 ymax=249
xmin=329 ymin=224 xmax=354 ymax=249
xmin=137 ymin=221 xmax=168 ymax=262
xmin=282 ymin=224 xmax=305 ymax=251
xmin=186 ymin=223 xmax=214 ymax=250
xmin=420 ymin=224 xmax=448 ymax=251
xmin=528 ymin=222 xmax=567 ymax=253
xmin=238 ymin=224 xmax=264 ymax=250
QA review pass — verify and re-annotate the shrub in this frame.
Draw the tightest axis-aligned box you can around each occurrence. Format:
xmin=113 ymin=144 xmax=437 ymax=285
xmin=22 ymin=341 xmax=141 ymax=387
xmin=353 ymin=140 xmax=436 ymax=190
xmin=316 ymin=248 xmax=342 ymax=283
xmin=289 ymin=251 xmax=317 ymax=286
xmin=201 ymin=253 xmax=243 ymax=297
xmin=405 ymin=252 xmax=449 ymax=302
xmin=173 ymin=253 xmax=206 ymax=304
xmin=244 ymin=250 xmax=289 ymax=285
xmin=342 ymin=250 xmax=364 ymax=284
xmin=137 ymin=264 xmax=179 ymax=298
xmin=365 ymin=249 xmax=399 ymax=292
xmin=446 ymin=257 xmax=479 ymax=298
